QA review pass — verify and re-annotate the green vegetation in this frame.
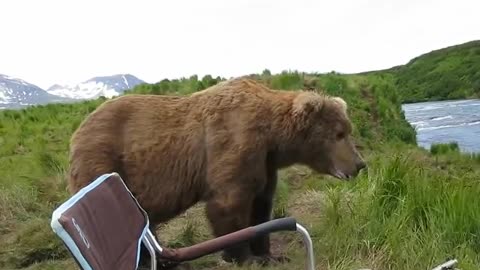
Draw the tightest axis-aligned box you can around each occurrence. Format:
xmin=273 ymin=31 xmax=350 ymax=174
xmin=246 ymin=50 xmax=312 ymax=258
xmin=373 ymin=40 xmax=480 ymax=103
xmin=430 ymin=142 xmax=460 ymax=155
xmin=1 ymin=41 xmax=480 ymax=270
xmin=429 ymin=142 xmax=480 ymax=164
xmin=315 ymin=151 xmax=480 ymax=270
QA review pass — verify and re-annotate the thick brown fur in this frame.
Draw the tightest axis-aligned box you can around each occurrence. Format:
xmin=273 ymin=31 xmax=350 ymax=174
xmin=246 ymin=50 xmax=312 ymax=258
xmin=67 ymin=77 xmax=366 ymax=266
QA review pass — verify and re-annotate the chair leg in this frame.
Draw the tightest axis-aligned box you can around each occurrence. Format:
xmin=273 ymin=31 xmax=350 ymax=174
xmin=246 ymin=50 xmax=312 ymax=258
xmin=146 ymin=230 xmax=164 ymax=254
xmin=142 ymin=237 xmax=157 ymax=270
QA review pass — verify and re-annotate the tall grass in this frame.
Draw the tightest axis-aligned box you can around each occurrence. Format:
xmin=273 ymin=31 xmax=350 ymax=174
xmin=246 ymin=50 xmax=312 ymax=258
xmin=430 ymin=142 xmax=460 ymax=155
xmin=313 ymin=150 xmax=480 ymax=270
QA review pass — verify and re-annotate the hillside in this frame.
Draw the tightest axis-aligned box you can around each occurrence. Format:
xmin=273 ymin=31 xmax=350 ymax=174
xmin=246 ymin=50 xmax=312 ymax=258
xmin=378 ymin=40 xmax=480 ymax=103
xmin=1 ymin=70 xmax=480 ymax=270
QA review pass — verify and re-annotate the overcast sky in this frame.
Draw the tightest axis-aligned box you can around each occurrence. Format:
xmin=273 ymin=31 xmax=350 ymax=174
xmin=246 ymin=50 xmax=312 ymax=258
xmin=1 ymin=0 xmax=479 ymax=89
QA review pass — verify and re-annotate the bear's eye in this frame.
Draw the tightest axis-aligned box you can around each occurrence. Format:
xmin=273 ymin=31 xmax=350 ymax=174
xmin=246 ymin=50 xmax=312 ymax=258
xmin=336 ymin=131 xmax=346 ymax=140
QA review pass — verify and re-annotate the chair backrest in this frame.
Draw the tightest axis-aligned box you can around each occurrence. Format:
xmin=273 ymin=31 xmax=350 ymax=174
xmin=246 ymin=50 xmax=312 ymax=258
xmin=51 ymin=172 xmax=151 ymax=270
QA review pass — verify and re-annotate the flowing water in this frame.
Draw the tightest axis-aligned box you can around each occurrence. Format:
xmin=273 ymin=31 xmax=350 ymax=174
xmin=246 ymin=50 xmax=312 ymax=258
xmin=402 ymin=99 xmax=480 ymax=153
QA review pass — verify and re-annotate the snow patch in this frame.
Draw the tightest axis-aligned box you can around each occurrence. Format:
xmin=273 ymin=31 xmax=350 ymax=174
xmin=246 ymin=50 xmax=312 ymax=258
xmin=47 ymin=81 xmax=121 ymax=99
xmin=0 ymin=88 xmax=11 ymax=102
xmin=122 ymin=75 xmax=129 ymax=88
xmin=46 ymin=74 xmax=143 ymax=100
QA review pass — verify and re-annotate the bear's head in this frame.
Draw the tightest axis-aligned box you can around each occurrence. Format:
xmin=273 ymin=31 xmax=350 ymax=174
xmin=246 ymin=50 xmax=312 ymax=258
xmin=290 ymin=91 xmax=366 ymax=180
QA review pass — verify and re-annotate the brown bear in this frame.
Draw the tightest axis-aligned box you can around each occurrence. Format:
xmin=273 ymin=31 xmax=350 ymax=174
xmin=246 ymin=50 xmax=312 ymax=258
xmin=67 ymin=77 xmax=366 ymax=267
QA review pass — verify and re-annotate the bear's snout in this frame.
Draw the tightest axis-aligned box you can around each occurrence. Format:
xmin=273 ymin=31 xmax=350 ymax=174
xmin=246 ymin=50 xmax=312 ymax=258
xmin=356 ymin=160 xmax=367 ymax=172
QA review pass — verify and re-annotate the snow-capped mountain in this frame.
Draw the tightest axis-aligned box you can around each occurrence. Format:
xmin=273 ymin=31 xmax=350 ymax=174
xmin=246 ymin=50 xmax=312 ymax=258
xmin=0 ymin=73 xmax=145 ymax=110
xmin=0 ymin=74 xmax=71 ymax=109
xmin=46 ymin=74 xmax=144 ymax=100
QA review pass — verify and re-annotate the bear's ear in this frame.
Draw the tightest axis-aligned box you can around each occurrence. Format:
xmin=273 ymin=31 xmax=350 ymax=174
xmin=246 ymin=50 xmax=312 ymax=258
xmin=330 ymin=96 xmax=347 ymax=113
xmin=292 ymin=91 xmax=324 ymax=118
xmin=332 ymin=97 xmax=348 ymax=112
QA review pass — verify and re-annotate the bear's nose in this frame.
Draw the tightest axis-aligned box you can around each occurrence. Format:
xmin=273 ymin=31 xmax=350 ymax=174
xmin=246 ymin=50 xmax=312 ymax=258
xmin=356 ymin=160 xmax=367 ymax=171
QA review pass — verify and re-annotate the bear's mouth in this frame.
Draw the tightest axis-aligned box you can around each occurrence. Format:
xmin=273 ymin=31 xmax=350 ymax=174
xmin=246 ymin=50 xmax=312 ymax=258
xmin=330 ymin=168 xmax=353 ymax=180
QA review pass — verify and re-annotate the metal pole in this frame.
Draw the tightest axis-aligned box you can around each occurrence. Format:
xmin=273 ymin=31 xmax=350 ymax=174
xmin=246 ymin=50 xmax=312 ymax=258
xmin=296 ymin=223 xmax=315 ymax=270
xmin=142 ymin=237 xmax=157 ymax=270
xmin=145 ymin=229 xmax=164 ymax=253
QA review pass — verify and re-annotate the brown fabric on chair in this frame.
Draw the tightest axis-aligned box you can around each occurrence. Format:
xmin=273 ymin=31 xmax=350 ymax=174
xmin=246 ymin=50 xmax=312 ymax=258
xmin=51 ymin=173 xmax=151 ymax=270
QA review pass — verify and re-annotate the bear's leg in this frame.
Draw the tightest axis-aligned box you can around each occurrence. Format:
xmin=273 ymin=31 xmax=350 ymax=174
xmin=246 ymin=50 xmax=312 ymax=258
xmin=249 ymin=178 xmax=276 ymax=257
xmin=249 ymin=162 xmax=290 ymax=264
xmin=205 ymin=190 xmax=256 ymax=265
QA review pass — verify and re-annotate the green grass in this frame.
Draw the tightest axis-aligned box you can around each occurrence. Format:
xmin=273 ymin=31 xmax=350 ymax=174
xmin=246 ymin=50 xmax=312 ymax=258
xmin=430 ymin=142 xmax=460 ymax=155
xmin=0 ymin=69 xmax=479 ymax=270
xmin=313 ymin=149 xmax=480 ymax=270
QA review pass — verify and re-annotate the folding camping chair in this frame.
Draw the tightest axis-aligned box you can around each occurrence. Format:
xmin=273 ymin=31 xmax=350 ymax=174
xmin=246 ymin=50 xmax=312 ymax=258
xmin=50 ymin=172 xmax=316 ymax=270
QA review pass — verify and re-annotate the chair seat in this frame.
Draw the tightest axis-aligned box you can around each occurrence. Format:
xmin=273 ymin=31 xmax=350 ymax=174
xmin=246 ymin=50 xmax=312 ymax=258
xmin=51 ymin=172 xmax=152 ymax=270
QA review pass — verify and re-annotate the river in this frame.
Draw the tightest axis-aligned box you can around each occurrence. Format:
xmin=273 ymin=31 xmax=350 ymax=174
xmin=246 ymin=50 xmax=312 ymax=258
xmin=402 ymin=99 xmax=480 ymax=153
